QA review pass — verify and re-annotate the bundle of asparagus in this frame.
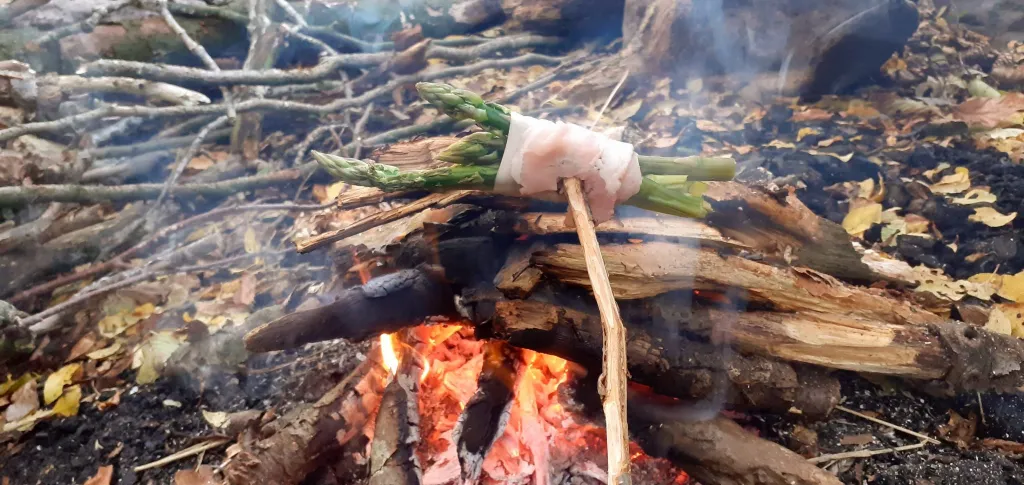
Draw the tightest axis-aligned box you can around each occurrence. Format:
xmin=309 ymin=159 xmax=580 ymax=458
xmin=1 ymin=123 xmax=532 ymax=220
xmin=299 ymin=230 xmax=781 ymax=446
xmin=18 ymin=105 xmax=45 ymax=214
xmin=311 ymin=83 xmax=736 ymax=219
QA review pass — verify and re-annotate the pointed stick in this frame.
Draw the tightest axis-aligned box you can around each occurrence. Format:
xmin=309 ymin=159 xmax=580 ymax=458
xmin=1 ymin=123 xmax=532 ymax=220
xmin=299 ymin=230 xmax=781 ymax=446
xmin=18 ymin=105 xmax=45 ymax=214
xmin=561 ymin=178 xmax=631 ymax=485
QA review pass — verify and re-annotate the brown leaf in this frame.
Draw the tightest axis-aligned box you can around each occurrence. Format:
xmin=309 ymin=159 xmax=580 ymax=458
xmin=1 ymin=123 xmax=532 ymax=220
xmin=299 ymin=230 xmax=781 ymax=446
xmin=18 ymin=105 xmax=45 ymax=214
xmin=66 ymin=333 xmax=98 ymax=363
xmin=83 ymin=465 xmax=113 ymax=485
xmin=4 ymin=378 xmax=38 ymax=421
xmin=839 ymin=433 xmax=875 ymax=446
xmin=937 ymin=410 xmax=977 ymax=448
xmin=234 ymin=272 xmax=257 ymax=306
xmin=953 ymin=97 xmax=1024 ymax=129
xmin=174 ymin=466 xmax=218 ymax=485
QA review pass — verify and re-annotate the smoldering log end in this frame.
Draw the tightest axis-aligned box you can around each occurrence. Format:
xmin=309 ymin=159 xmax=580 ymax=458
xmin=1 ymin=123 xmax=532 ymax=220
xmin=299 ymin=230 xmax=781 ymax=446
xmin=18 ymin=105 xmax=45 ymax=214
xmin=244 ymin=268 xmax=458 ymax=352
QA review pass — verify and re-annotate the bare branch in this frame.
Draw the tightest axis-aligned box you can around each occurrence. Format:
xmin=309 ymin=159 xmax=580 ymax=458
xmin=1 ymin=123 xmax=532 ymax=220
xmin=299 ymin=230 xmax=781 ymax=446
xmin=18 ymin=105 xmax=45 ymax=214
xmin=5 ymin=53 xmax=563 ymax=141
xmin=79 ymin=35 xmax=563 ymax=86
xmin=35 ymin=0 xmax=134 ymax=44
xmin=0 ymin=165 xmax=312 ymax=207
xmin=153 ymin=115 xmax=231 ymax=207
xmin=156 ymin=0 xmax=237 ymax=117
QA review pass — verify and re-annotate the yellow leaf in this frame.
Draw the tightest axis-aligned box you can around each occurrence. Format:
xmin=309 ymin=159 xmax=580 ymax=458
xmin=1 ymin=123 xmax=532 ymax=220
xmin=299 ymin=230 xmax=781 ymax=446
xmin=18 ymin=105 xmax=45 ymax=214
xmin=951 ymin=188 xmax=998 ymax=205
xmin=87 ymin=342 xmax=122 ymax=360
xmin=996 ymin=303 xmax=1024 ymax=338
xmin=842 ymin=202 xmax=882 ymax=236
xmin=929 ymin=167 xmax=971 ymax=194
xmin=53 ymin=385 xmax=81 ymax=417
xmin=998 ymin=272 xmax=1024 ymax=302
xmin=922 ymin=162 xmax=951 ymax=181
xmin=243 ymin=227 xmax=259 ymax=254
xmin=969 ymin=206 xmax=1017 ymax=227
xmin=0 ymin=373 xmax=37 ymax=397
xmin=797 ymin=127 xmax=821 ymax=142
xmin=324 ymin=181 xmax=347 ymax=202
xmin=43 ymin=363 xmax=80 ymax=405
xmin=202 ymin=410 xmax=230 ymax=428
xmin=767 ymin=139 xmax=796 ymax=149
xmin=135 ymin=332 xmax=183 ymax=385
xmin=985 ymin=307 xmax=1013 ymax=335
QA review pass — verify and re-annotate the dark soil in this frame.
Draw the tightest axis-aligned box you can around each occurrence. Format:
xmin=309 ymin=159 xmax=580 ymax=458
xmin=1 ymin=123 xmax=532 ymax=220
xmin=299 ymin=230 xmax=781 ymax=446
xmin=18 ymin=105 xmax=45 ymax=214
xmin=751 ymin=373 xmax=1024 ymax=485
xmin=0 ymin=341 xmax=363 ymax=485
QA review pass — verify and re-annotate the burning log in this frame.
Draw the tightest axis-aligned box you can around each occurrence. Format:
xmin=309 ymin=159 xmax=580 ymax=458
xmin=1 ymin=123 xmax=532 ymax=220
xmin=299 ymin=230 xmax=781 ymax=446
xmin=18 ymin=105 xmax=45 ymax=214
xmin=479 ymin=297 xmax=841 ymax=417
xmin=452 ymin=340 xmax=519 ymax=483
xmin=370 ymin=342 xmax=424 ymax=485
xmin=628 ymin=409 xmax=843 ymax=485
xmin=223 ymin=361 xmax=389 ymax=485
xmin=245 ymin=267 xmax=456 ymax=352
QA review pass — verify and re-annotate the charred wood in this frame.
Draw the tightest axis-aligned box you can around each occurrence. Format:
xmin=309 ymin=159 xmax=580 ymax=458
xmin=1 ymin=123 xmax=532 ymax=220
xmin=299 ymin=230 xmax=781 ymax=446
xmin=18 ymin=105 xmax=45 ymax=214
xmin=451 ymin=340 xmax=519 ymax=483
xmin=370 ymin=355 xmax=423 ymax=485
xmin=244 ymin=267 xmax=458 ymax=352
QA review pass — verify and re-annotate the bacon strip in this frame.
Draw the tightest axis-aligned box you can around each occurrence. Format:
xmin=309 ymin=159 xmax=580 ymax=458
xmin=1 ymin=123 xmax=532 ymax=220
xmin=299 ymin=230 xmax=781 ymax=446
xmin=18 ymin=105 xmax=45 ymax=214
xmin=494 ymin=113 xmax=642 ymax=223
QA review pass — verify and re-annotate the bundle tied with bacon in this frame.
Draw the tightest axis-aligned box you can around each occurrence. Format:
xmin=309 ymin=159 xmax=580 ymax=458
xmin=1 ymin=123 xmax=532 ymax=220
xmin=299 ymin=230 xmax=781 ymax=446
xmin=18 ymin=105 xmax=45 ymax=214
xmin=312 ymin=83 xmax=737 ymax=221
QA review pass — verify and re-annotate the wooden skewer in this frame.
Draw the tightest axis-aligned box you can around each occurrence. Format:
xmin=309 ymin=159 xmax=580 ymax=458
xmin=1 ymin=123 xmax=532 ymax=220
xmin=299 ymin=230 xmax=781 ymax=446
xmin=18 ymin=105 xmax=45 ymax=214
xmin=562 ymin=176 xmax=631 ymax=485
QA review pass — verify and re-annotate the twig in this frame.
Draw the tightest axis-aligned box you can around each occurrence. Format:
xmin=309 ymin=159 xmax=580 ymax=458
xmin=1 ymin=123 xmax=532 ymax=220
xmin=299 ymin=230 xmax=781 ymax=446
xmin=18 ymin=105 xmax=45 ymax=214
xmin=5 ymin=54 xmax=562 ymax=142
xmin=274 ymin=0 xmax=307 ymax=27
xmin=45 ymin=75 xmax=210 ymax=106
xmin=0 ymin=165 xmax=311 ymax=207
xmin=835 ymin=405 xmax=941 ymax=445
xmin=35 ymin=0 xmax=134 ymax=44
xmin=79 ymin=37 xmax=562 ymax=86
xmin=153 ymin=115 xmax=231 ymax=208
xmin=560 ymin=69 xmax=633 ymax=485
xmin=157 ymin=0 xmax=236 ymax=118
xmin=350 ymin=103 xmax=374 ymax=159
xmin=295 ymin=190 xmax=477 ymax=253
xmin=134 ymin=438 xmax=231 ymax=472
xmin=293 ymin=123 xmax=348 ymax=166
xmin=808 ymin=440 xmax=928 ymax=464
xmin=83 ymin=128 xmax=233 ymax=160
xmin=11 ymin=201 xmax=331 ymax=304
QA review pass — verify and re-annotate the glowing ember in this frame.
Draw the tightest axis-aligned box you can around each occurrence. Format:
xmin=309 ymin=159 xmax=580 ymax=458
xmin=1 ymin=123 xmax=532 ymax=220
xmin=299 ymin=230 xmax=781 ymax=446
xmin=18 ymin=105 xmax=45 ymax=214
xmin=379 ymin=333 xmax=400 ymax=376
xmin=357 ymin=324 xmax=688 ymax=484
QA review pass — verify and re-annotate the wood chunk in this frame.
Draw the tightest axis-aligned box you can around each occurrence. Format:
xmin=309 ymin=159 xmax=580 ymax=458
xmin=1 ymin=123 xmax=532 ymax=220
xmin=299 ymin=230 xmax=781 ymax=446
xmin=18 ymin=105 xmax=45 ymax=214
xmin=513 ymin=212 xmax=743 ymax=248
xmin=370 ymin=357 xmax=423 ymax=485
xmin=494 ymin=241 xmax=547 ymax=299
xmin=533 ymin=241 xmax=939 ymax=326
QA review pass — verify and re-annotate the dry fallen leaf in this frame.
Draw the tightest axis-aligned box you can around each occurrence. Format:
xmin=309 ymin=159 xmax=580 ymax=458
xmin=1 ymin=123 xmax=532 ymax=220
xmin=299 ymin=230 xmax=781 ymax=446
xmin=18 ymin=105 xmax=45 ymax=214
xmin=842 ymin=201 xmax=882 ymax=236
xmin=134 ymin=332 xmax=183 ymax=385
xmin=954 ymin=96 xmax=1024 ymax=129
xmin=969 ymin=207 xmax=1017 ymax=227
xmin=203 ymin=410 xmax=230 ymax=428
xmin=4 ymin=378 xmax=38 ymax=422
xmin=929 ymin=167 xmax=971 ymax=194
xmin=985 ymin=306 xmax=1013 ymax=335
xmin=243 ymin=227 xmax=260 ymax=253
xmin=83 ymin=465 xmax=114 ymax=485
xmin=796 ymin=127 xmax=820 ymax=142
xmin=65 ymin=334 xmax=97 ymax=363
xmin=998 ymin=272 xmax=1024 ymax=302
xmin=87 ymin=342 xmax=123 ymax=360
xmin=43 ymin=363 xmax=80 ymax=405
xmin=53 ymin=384 xmax=82 ymax=417
xmin=951 ymin=188 xmax=998 ymax=205
xmin=174 ymin=466 xmax=218 ymax=485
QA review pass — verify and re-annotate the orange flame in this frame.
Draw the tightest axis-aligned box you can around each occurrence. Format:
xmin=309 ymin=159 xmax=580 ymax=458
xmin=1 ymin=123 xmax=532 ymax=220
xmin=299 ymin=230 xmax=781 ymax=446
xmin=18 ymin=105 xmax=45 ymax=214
xmin=420 ymin=360 xmax=430 ymax=383
xmin=380 ymin=333 xmax=399 ymax=376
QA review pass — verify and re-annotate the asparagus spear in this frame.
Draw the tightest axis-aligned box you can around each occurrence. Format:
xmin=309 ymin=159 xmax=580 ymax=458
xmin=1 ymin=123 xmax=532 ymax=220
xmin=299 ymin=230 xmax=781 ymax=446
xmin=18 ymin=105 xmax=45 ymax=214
xmin=418 ymin=82 xmax=737 ymax=180
xmin=312 ymin=151 xmax=709 ymax=218
xmin=437 ymin=132 xmax=505 ymax=165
